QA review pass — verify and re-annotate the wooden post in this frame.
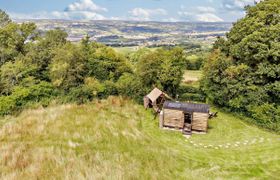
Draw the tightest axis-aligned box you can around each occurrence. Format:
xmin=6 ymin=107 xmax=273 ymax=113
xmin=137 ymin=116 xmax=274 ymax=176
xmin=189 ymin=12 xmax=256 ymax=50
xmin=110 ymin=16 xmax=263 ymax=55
xmin=159 ymin=110 xmax=164 ymax=128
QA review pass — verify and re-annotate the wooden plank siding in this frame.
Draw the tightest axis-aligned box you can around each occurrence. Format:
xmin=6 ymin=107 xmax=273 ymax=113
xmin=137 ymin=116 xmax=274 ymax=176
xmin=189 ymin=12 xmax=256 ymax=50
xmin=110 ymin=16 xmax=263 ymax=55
xmin=192 ymin=112 xmax=208 ymax=132
xmin=163 ymin=109 xmax=184 ymax=129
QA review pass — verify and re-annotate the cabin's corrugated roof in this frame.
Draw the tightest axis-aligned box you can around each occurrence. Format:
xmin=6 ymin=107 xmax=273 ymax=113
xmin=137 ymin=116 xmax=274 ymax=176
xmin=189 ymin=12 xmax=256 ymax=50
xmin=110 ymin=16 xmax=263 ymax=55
xmin=146 ymin=88 xmax=163 ymax=103
xmin=163 ymin=101 xmax=210 ymax=113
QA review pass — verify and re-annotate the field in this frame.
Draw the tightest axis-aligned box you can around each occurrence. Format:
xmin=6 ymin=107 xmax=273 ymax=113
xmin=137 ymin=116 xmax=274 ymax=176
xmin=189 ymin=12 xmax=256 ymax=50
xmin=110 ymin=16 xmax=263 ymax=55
xmin=113 ymin=46 xmax=159 ymax=55
xmin=183 ymin=70 xmax=202 ymax=83
xmin=113 ymin=46 xmax=139 ymax=55
xmin=183 ymin=70 xmax=203 ymax=88
xmin=0 ymin=96 xmax=279 ymax=179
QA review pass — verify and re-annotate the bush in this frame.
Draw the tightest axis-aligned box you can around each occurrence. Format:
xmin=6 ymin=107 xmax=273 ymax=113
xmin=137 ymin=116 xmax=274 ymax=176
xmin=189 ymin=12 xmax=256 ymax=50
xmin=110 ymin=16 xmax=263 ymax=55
xmin=185 ymin=55 xmax=204 ymax=70
xmin=64 ymin=78 xmax=105 ymax=104
xmin=0 ymin=96 xmax=16 ymax=116
xmin=102 ymin=80 xmax=118 ymax=98
xmin=116 ymin=73 xmax=138 ymax=97
xmin=248 ymin=104 xmax=280 ymax=132
xmin=64 ymin=86 xmax=93 ymax=104
xmin=179 ymin=93 xmax=206 ymax=102
xmin=114 ymin=73 xmax=151 ymax=103
xmin=0 ymin=82 xmax=55 ymax=115
xmin=178 ymin=85 xmax=200 ymax=94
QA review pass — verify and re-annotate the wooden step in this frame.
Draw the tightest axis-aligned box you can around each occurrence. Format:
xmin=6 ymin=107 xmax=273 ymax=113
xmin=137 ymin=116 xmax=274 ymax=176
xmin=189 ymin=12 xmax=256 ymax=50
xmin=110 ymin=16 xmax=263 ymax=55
xmin=182 ymin=130 xmax=192 ymax=135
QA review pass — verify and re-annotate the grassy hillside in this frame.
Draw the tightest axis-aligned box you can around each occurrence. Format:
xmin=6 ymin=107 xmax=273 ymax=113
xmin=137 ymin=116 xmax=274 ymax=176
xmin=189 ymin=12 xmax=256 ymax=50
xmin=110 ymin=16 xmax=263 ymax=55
xmin=0 ymin=97 xmax=279 ymax=179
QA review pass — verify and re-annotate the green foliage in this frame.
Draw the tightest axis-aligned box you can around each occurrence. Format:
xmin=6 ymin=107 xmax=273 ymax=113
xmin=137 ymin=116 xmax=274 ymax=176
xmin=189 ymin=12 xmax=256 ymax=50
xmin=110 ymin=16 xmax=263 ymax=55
xmin=102 ymin=80 xmax=118 ymax=97
xmin=0 ymin=22 xmax=38 ymax=66
xmin=180 ymin=93 xmax=206 ymax=102
xmin=25 ymin=29 xmax=68 ymax=80
xmin=116 ymin=73 xmax=138 ymax=96
xmin=178 ymin=84 xmax=206 ymax=102
xmin=86 ymin=43 xmax=132 ymax=81
xmin=0 ymin=57 xmax=37 ymax=95
xmin=43 ymin=29 xmax=68 ymax=47
xmin=202 ymin=0 xmax=280 ymax=131
xmin=0 ymin=95 xmax=16 ymax=115
xmin=185 ymin=54 xmax=205 ymax=70
xmin=178 ymin=84 xmax=200 ymax=94
xmin=65 ymin=86 xmax=93 ymax=104
xmin=0 ymin=82 xmax=55 ymax=115
xmin=136 ymin=47 xmax=185 ymax=96
xmin=249 ymin=104 xmax=280 ymax=132
xmin=50 ymin=43 xmax=86 ymax=90
xmin=0 ymin=13 xmax=186 ymax=116
xmin=0 ymin=9 xmax=11 ymax=27
xmin=128 ymin=48 xmax=151 ymax=65
xmin=115 ymin=73 xmax=148 ymax=102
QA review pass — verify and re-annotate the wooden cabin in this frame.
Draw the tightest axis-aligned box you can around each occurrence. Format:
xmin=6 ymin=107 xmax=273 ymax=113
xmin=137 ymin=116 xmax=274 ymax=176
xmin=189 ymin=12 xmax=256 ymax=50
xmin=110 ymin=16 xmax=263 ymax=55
xmin=144 ymin=88 xmax=170 ymax=113
xmin=160 ymin=101 xmax=210 ymax=135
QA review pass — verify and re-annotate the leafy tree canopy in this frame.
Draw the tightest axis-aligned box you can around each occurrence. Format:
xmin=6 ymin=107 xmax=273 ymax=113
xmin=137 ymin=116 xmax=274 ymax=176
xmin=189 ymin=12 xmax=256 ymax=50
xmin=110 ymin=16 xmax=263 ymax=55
xmin=0 ymin=9 xmax=11 ymax=27
xmin=202 ymin=0 xmax=280 ymax=132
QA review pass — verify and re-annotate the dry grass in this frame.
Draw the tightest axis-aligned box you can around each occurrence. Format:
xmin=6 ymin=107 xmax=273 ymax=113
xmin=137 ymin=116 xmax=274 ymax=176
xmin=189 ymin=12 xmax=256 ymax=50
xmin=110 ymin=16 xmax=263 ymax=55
xmin=0 ymin=96 xmax=279 ymax=179
xmin=183 ymin=70 xmax=203 ymax=87
xmin=183 ymin=70 xmax=202 ymax=83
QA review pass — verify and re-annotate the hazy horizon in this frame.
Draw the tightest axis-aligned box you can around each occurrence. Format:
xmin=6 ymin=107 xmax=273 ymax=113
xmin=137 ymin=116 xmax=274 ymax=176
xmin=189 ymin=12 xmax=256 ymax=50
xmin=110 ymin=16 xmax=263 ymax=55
xmin=1 ymin=0 xmax=259 ymax=22
xmin=13 ymin=18 xmax=235 ymax=24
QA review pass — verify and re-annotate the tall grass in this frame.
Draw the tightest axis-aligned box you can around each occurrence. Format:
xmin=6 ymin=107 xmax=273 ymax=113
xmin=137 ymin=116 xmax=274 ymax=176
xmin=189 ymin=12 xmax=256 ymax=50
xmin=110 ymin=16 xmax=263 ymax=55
xmin=0 ymin=96 xmax=279 ymax=179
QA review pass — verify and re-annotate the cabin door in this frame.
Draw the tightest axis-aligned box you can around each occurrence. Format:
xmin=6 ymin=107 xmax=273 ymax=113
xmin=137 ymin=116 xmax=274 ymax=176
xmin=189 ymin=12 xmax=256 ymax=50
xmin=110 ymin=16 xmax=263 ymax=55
xmin=183 ymin=113 xmax=192 ymax=132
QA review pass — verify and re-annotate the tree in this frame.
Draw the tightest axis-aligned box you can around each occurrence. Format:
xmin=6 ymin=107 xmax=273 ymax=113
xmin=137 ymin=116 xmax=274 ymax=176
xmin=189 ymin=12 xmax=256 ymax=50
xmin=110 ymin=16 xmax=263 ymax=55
xmin=136 ymin=50 xmax=162 ymax=87
xmin=49 ymin=43 xmax=86 ymax=91
xmin=86 ymin=44 xmax=132 ymax=81
xmin=43 ymin=28 xmax=68 ymax=47
xmin=136 ymin=47 xmax=185 ymax=96
xmin=202 ymin=0 xmax=280 ymax=132
xmin=0 ymin=9 xmax=11 ymax=27
xmin=23 ymin=29 xmax=68 ymax=81
xmin=0 ymin=22 xmax=37 ymax=66
xmin=0 ymin=56 xmax=37 ymax=95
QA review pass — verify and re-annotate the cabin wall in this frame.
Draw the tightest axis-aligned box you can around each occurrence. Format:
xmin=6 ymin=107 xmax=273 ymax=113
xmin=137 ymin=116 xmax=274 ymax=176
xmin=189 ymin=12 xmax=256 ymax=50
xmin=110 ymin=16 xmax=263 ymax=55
xmin=192 ymin=112 xmax=208 ymax=132
xmin=143 ymin=96 xmax=150 ymax=109
xmin=163 ymin=109 xmax=184 ymax=129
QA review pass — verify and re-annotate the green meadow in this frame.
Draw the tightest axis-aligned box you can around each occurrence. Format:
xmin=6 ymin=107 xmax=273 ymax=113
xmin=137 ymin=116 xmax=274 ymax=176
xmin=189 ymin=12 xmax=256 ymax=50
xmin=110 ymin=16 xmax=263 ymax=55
xmin=0 ymin=97 xmax=279 ymax=179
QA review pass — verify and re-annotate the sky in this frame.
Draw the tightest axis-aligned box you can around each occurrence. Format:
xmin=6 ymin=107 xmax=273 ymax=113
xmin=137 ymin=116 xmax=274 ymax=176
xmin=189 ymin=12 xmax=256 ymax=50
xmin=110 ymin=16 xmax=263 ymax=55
xmin=0 ymin=0 xmax=259 ymax=22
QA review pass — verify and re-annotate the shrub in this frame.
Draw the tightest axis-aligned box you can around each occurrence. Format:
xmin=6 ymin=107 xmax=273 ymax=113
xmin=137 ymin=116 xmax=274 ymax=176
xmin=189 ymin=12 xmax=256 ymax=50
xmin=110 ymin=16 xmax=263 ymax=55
xmin=65 ymin=86 xmax=93 ymax=104
xmin=179 ymin=93 xmax=206 ymax=102
xmin=64 ymin=78 xmax=105 ymax=104
xmin=0 ymin=82 xmax=55 ymax=115
xmin=0 ymin=96 xmax=16 ymax=115
xmin=178 ymin=85 xmax=200 ymax=94
xmin=102 ymin=80 xmax=118 ymax=98
xmin=248 ymin=104 xmax=280 ymax=132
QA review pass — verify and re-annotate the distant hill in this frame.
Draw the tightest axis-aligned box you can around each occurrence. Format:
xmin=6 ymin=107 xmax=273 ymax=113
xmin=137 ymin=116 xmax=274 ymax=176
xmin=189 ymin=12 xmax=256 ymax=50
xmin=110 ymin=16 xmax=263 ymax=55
xmin=15 ymin=19 xmax=232 ymax=46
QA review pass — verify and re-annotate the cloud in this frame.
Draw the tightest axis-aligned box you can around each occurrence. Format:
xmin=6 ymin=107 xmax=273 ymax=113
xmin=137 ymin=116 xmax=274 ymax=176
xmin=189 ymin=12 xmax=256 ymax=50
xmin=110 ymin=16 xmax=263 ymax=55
xmin=162 ymin=17 xmax=180 ymax=22
xmin=222 ymin=0 xmax=259 ymax=11
xmin=65 ymin=0 xmax=107 ymax=13
xmin=179 ymin=6 xmax=224 ymax=22
xmin=10 ymin=0 xmax=107 ymax=20
xmin=52 ymin=11 xmax=106 ymax=20
xmin=128 ymin=8 xmax=167 ymax=21
xmin=196 ymin=6 xmax=216 ymax=14
xmin=195 ymin=13 xmax=224 ymax=22
xmin=9 ymin=11 xmax=51 ymax=20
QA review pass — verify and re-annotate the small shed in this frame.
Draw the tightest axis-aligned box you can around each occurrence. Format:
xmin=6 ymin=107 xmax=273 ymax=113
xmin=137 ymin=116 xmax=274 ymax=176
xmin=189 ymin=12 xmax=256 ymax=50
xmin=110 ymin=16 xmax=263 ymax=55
xmin=160 ymin=101 xmax=210 ymax=134
xmin=144 ymin=88 xmax=170 ymax=113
